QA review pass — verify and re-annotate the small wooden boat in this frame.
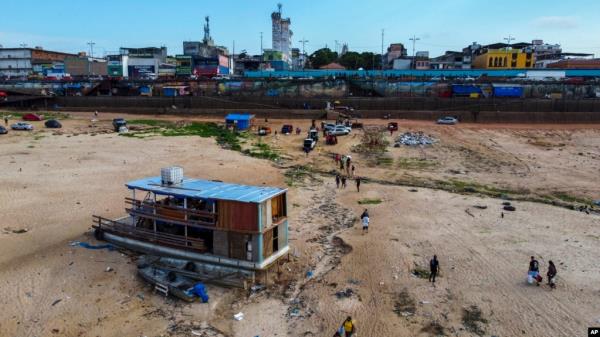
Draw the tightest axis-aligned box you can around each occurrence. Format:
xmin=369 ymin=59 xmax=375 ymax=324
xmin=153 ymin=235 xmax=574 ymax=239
xmin=137 ymin=264 xmax=198 ymax=302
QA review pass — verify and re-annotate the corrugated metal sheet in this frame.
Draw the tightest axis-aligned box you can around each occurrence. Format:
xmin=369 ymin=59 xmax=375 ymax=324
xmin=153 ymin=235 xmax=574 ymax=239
xmin=126 ymin=177 xmax=286 ymax=204
xmin=217 ymin=200 xmax=258 ymax=231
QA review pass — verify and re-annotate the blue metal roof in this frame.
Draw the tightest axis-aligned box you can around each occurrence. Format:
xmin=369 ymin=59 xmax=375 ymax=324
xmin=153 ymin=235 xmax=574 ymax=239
xmin=126 ymin=177 xmax=285 ymax=203
xmin=225 ymin=113 xmax=255 ymax=121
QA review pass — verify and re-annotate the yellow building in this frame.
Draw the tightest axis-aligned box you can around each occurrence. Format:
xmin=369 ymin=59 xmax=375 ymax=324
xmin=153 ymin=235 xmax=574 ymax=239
xmin=472 ymin=49 xmax=535 ymax=69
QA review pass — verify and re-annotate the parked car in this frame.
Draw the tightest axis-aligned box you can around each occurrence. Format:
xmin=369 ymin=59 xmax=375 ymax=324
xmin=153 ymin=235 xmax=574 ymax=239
xmin=327 ymin=125 xmax=351 ymax=136
xmin=22 ymin=113 xmax=43 ymax=121
xmin=436 ymin=116 xmax=458 ymax=125
xmin=112 ymin=118 xmax=127 ymax=132
xmin=44 ymin=119 xmax=62 ymax=128
xmin=281 ymin=124 xmax=293 ymax=134
xmin=0 ymin=125 xmax=7 ymax=134
xmin=303 ymin=138 xmax=317 ymax=151
xmin=11 ymin=122 xmax=33 ymax=131
xmin=323 ymin=123 xmax=337 ymax=131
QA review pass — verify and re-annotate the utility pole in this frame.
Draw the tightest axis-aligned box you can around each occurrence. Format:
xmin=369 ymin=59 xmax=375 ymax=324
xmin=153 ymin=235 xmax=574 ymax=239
xmin=87 ymin=41 xmax=96 ymax=76
xmin=260 ymin=32 xmax=263 ymax=55
xmin=504 ymin=35 xmax=515 ymax=49
xmin=409 ymin=35 xmax=420 ymax=69
xmin=298 ymin=38 xmax=308 ymax=70
xmin=232 ymin=40 xmax=235 ymax=73
xmin=381 ymin=29 xmax=385 ymax=70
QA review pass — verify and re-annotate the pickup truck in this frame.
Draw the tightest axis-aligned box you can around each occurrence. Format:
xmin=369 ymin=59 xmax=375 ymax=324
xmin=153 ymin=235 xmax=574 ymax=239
xmin=303 ymin=138 xmax=316 ymax=152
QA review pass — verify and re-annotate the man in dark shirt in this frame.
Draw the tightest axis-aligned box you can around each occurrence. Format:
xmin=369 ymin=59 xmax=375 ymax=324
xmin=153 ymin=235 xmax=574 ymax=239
xmin=429 ymin=255 xmax=439 ymax=284
xmin=529 ymin=256 xmax=540 ymax=286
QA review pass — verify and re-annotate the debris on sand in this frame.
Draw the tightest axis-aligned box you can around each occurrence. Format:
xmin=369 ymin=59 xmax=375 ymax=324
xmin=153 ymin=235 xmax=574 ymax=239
xmin=335 ymin=288 xmax=354 ymax=299
xmin=503 ymin=205 xmax=516 ymax=211
xmin=394 ymin=289 xmax=417 ymax=317
xmin=394 ymin=132 xmax=437 ymax=147
xmin=12 ymin=228 xmax=28 ymax=234
xmin=421 ymin=321 xmax=445 ymax=336
xmin=462 ymin=305 xmax=488 ymax=336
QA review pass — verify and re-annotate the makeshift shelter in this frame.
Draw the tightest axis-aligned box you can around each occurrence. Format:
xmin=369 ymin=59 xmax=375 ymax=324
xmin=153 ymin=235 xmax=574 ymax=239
xmin=225 ymin=113 xmax=255 ymax=130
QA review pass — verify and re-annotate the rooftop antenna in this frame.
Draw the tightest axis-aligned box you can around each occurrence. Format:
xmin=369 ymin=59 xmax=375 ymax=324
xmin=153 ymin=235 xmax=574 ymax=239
xmin=203 ymin=16 xmax=211 ymax=44
xmin=278 ymin=3 xmax=282 ymax=15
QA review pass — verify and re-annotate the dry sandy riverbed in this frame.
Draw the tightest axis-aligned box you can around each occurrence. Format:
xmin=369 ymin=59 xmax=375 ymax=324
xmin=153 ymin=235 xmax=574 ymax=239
xmin=1 ymin=111 xmax=599 ymax=337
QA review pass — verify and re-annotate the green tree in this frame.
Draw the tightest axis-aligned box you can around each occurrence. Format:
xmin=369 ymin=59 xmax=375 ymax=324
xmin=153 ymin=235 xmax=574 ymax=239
xmin=308 ymin=48 xmax=338 ymax=69
xmin=338 ymin=51 xmax=362 ymax=69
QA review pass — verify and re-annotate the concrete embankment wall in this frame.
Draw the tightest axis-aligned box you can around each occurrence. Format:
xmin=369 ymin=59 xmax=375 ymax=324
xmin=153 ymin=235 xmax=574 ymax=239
xmin=54 ymin=96 xmax=600 ymax=123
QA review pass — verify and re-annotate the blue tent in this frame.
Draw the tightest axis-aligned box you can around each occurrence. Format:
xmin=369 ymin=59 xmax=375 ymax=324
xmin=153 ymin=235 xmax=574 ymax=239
xmin=225 ymin=113 xmax=255 ymax=130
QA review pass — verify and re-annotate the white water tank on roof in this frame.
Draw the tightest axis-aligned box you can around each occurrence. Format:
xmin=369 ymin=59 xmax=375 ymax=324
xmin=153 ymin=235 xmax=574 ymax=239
xmin=161 ymin=166 xmax=183 ymax=185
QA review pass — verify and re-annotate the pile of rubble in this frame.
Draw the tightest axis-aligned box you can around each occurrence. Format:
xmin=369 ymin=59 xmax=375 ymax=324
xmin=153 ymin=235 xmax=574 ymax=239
xmin=394 ymin=132 xmax=437 ymax=147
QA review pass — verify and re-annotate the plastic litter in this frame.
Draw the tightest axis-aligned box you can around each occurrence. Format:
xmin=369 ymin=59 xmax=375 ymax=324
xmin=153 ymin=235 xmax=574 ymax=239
xmin=233 ymin=312 xmax=244 ymax=321
xmin=193 ymin=283 xmax=209 ymax=303
xmin=394 ymin=132 xmax=437 ymax=147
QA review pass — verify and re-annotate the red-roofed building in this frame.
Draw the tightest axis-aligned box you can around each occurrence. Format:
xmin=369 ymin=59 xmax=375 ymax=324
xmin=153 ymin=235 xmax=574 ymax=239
xmin=319 ymin=62 xmax=346 ymax=70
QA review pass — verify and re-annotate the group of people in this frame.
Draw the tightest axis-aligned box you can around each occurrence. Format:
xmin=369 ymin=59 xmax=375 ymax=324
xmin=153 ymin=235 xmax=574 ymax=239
xmin=334 ymin=153 xmax=355 ymax=177
xmin=335 ymin=174 xmax=361 ymax=192
xmin=528 ymin=256 xmax=557 ymax=289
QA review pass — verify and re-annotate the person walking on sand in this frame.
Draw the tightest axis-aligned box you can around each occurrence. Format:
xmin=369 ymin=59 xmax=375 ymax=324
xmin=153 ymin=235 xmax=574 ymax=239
xmin=355 ymin=176 xmax=361 ymax=192
xmin=335 ymin=174 xmax=340 ymax=189
xmin=341 ymin=176 xmax=347 ymax=188
xmin=547 ymin=260 xmax=557 ymax=289
xmin=342 ymin=316 xmax=356 ymax=337
xmin=351 ymin=164 xmax=355 ymax=177
xmin=429 ymin=255 xmax=439 ymax=284
xmin=529 ymin=256 xmax=540 ymax=286
xmin=360 ymin=208 xmax=369 ymax=220
xmin=4 ymin=116 xmax=8 ymax=126
xmin=362 ymin=213 xmax=369 ymax=233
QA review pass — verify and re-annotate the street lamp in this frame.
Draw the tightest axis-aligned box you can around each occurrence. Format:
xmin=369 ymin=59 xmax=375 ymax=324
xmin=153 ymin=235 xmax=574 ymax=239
xmin=409 ymin=35 xmax=420 ymax=69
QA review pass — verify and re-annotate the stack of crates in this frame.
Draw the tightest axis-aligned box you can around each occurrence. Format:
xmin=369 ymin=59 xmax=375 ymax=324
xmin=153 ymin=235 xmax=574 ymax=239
xmin=161 ymin=166 xmax=184 ymax=185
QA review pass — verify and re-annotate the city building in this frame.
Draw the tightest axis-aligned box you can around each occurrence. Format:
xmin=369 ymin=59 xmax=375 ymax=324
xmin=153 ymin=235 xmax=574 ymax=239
xmin=175 ymin=55 xmax=193 ymax=77
xmin=106 ymin=54 xmax=129 ymax=78
xmin=430 ymin=51 xmax=464 ymax=69
xmin=0 ymin=46 xmax=75 ymax=78
xmin=547 ymin=58 xmax=600 ymax=69
xmin=385 ymin=43 xmax=408 ymax=69
xmin=233 ymin=54 xmax=263 ymax=76
xmin=271 ymin=4 xmax=293 ymax=68
xmin=64 ymin=53 xmax=107 ymax=77
xmin=414 ymin=51 xmax=430 ymax=69
xmin=472 ymin=45 xmax=535 ymax=69
xmin=119 ymin=47 xmax=167 ymax=79
xmin=183 ymin=16 xmax=230 ymax=77
xmin=263 ymin=49 xmax=289 ymax=71
xmin=461 ymin=42 xmax=482 ymax=69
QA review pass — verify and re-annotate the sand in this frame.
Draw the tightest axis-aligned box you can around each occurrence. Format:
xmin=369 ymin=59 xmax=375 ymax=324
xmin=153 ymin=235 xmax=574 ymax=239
xmin=1 ymin=111 xmax=599 ymax=337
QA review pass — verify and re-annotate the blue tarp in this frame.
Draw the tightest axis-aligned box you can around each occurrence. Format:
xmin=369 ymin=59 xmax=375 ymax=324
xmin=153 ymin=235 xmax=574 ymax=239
xmin=126 ymin=176 xmax=286 ymax=203
xmin=492 ymin=85 xmax=524 ymax=98
xmin=225 ymin=113 xmax=255 ymax=130
xmin=451 ymin=84 xmax=482 ymax=96
xmin=70 ymin=241 xmax=115 ymax=250
xmin=193 ymin=283 xmax=209 ymax=303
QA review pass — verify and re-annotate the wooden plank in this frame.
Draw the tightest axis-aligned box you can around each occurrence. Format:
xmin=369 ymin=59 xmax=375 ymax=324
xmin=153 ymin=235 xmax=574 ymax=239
xmin=263 ymin=229 xmax=274 ymax=258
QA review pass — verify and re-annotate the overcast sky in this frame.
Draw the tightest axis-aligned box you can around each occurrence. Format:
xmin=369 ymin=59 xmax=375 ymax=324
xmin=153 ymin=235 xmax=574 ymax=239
xmin=1 ymin=0 xmax=599 ymax=57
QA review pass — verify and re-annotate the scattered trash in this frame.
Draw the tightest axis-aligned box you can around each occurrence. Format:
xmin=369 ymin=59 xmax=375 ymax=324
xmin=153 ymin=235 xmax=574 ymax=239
xmin=348 ymin=279 xmax=361 ymax=285
xmin=289 ymin=308 xmax=301 ymax=317
xmin=379 ymin=281 xmax=385 ymax=286
xmin=136 ymin=293 xmax=145 ymax=301
xmin=502 ymin=201 xmax=511 ymax=206
xmin=191 ymin=331 xmax=202 ymax=336
xmin=193 ymin=283 xmax=209 ymax=303
xmin=105 ymin=267 xmax=113 ymax=272
xmin=408 ymin=188 xmax=418 ymax=192
xmin=465 ymin=209 xmax=475 ymax=217
xmin=335 ymin=288 xmax=354 ymax=299
xmin=51 ymin=299 xmax=62 ymax=306
xmin=250 ymin=284 xmax=265 ymax=293
xmin=12 ymin=228 xmax=28 ymax=234
xmin=70 ymin=241 xmax=115 ymax=250
xmin=503 ymin=205 xmax=516 ymax=212
xmin=420 ymin=300 xmax=431 ymax=304
xmin=394 ymin=132 xmax=437 ymax=147
xmin=473 ymin=205 xmax=488 ymax=209
xmin=306 ymin=270 xmax=313 ymax=278
xmin=593 ymin=200 xmax=600 ymax=207
xmin=233 ymin=312 xmax=244 ymax=321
